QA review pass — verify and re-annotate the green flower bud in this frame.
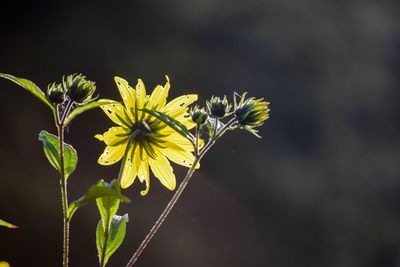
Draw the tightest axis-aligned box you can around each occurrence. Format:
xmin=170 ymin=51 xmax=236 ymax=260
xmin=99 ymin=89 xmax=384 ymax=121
xmin=190 ymin=105 xmax=208 ymax=126
xmin=206 ymin=95 xmax=231 ymax=118
xmin=46 ymin=82 xmax=65 ymax=104
xmin=63 ymin=73 xmax=97 ymax=104
xmin=234 ymin=92 xmax=270 ymax=137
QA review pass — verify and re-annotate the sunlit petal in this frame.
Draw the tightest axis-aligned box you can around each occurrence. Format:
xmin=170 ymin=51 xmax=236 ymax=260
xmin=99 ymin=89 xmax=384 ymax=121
xmin=162 ymin=94 xmax=198 ymax=118
xmin=114 ymin=77 xmax=136 ymax=120
xmin=149 ymin=149 xmax=176 ymax=190
xmin=137 ymin=155 xmax=150 ymax=196
xmin=95 ymin=127 xmax=129 ymax=146
xmin=98 ymin=144 xmax=127 ymax=166
xmin=120 ymin=145 xmax=139 ymax=188
xmin=100 ymin=103 xmax=132 ymax=128
xmin=162 ymin=147 xmax=200 ymax=169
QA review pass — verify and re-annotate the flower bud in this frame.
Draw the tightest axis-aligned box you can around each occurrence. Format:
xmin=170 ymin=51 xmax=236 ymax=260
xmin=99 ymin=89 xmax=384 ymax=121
xmin=206 ymin=95 xmax=231 ymax=118
xmin=63 ymin=73 xmax=97 ymax=104
xmin=234 ymin=93 xmax=270 ymax=137
xmin=190 ymin=105 xmax=208 ymax=126
xmin=47 ymin=82 xmax=65 ymax=104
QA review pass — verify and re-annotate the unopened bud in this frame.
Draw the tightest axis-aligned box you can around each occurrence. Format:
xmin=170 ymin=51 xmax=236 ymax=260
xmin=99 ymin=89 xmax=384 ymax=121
xmin=63 ymin=73 xmax=97 ymax=104
xmin=206 ymin=95 xmax=231 ymax=118
xmin=191 ymin=105 xmax=208 ymax=126
xmin=47 ymin=83 xmax=65 ymax=104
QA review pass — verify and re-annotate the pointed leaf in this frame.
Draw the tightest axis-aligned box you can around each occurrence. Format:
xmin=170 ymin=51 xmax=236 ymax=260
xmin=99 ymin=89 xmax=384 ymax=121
xmin=96 ymin=180 xmax=121 ymax=231
xmin=68 ymin=179 xmax=130 ymax=219
xmin=0 ymin=219 xmax=18 ymax=229
xmin=139 ymin=108 xmax=195 ymax=143
xmin=0 ymin=73 xmax=54 ymax=111
xmin=96 ymin=214 xmax=129 ymax=266
xmin=64 ymin=99 xmax=117 ymax=125
xmin=38 ymin=130 xmax=78 ymax=179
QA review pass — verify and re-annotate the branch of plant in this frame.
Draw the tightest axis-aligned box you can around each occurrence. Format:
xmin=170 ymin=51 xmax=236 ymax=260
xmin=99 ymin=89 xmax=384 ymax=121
xmin=57 ymin=123 xmax=70 ymax=267
xmin=56 ymin=102 xmax=74 ymax=267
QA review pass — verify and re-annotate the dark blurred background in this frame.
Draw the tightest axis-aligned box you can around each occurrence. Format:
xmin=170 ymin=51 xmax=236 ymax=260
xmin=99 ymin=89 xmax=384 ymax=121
xmin=1 ymin=0 xmax=400 ymax=266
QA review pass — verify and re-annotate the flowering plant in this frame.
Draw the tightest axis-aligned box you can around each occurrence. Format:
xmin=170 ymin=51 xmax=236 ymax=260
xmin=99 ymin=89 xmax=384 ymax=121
xmin=0 ymin=73 xmax=269 ymax=267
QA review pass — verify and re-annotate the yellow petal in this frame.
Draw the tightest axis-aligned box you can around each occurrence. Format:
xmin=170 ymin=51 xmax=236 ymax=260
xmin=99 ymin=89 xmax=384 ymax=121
xmin=95 ymin=127 xmax=129 ymax=146
xmin=161 ymin=147 xmax=200 ymax=169
xmin=0 ymin=262 xmax=10 ymax=267
xmin=149 ymin=76 xmax=170 ymax=109
xmin=135 ymin=79 xmax=147 ymax=108
xmin=120 ymin=145 xmax=139 ymax=188
xmin=137 ymin=155 xmax=150 ymax=196
xmin=98 ymin=144 xmax=127 ymax=165
xmin=149 ymin=149 xmax=176 ymax=190
xmin=101 ymin=103 xmax=132 ymax=128
xmin=162 ymin=94 xmax=198 ymax=118
xmin=163 ymin=132 xmax=195 ymax=151
xmin=171 ymin=111 xmax=197 ymax=130
xmin=114 ymin=77 xmax=136 ymax=120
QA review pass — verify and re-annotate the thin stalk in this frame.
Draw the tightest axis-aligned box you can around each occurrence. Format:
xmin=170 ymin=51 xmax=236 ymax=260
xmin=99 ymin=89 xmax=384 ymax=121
xmin=125 ymin=118 xmax=237 ymax=267
xmin=125 ymin=156 xmax=199 ymax=267
xmin=58 ymin=124 xmax=70 ymax=267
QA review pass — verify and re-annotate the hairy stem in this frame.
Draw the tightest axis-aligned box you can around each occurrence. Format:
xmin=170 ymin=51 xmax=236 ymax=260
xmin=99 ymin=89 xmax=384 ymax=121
xmin=58 ymin=125 xmax=70 ymax=267
xmin=125 ymin=156 xmax=200 ymax=267
xmin=125 ymin=118 xmax=237 ymax=267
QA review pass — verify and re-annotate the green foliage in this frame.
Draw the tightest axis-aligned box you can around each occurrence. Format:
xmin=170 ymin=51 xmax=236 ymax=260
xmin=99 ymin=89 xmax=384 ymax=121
xmin=0 ymin=73 xmax=55 ymax=111
xmin=68 ymin=179 xmax=130 ymax=219
xmin=139 ymin=108 xmax=195 ymax=143
xmin=0 ymin=219 xmax=17 ymax=229
xmin=94 ymin=180 xmax=129 ymax=266
xmin=96 ymin=214 xmax=129 ymax=266
xmin=38 ymin=130 xmax=78 ymax=179
xmin=64 ymin=99 xmax=116 ymax=125
xmin=96 ymin=180 xmax=122 ymax=232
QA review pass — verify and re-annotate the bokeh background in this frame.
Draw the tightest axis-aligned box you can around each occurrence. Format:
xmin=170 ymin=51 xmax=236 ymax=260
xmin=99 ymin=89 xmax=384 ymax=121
xmin=1 ymin=0 xmax=400 ymax=266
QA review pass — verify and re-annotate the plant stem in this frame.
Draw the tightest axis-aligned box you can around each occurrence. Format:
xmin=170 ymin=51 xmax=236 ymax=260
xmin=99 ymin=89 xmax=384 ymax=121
xmin=58 ymin=124 xmax=70 ymax=267
xmin=125 ymin=155 xmax=200 ymax=267
xmin=125 ymin=118 xmax=237 ymax=267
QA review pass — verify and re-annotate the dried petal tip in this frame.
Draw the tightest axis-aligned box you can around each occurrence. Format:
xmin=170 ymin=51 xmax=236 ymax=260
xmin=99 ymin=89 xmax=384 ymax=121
xmin=190 ymin=105 xmax=208 ymax=126
xmin=63 ymin=73 xmax=97 ymax=104
xmin=206 ymin=95 xmax=231 ymax=118
xmin=47 ymin=82 xmax=65 ymax=104
xmin=234 ymin=92 xmax=270 ymax=137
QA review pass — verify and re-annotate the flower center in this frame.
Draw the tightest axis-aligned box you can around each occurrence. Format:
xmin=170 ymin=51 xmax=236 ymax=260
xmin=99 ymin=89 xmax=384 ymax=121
xmin=131 ymin=120 xmax=152 ymax=141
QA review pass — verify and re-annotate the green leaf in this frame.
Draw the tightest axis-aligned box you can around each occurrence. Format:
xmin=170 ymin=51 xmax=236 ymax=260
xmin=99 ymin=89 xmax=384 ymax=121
xmin=0 ymin=219 xmax=18 ymax=229
xmin=96 ymin=214 xmax=129 ymax=267
xmin=95 ymin=180 xmax=129 ymax=266
xmin=68 ymin=179 xmax=130 ymax=219
xmin=38 ymin=130 xmax=78 ymax=179
xmin=139 ymin=108 xmax=195 ymax=143
xmin=0 ymin=73 xmax=55 ymax=111
xmin=64 ymin=99 xmax=117 ymax=125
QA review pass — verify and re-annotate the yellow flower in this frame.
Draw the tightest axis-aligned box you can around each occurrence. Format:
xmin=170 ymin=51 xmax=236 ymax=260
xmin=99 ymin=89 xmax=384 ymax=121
xmin=0 ymin=262 xmax=10 ymax=267
xmin=96 ymin=76 xmax=199 ymax=195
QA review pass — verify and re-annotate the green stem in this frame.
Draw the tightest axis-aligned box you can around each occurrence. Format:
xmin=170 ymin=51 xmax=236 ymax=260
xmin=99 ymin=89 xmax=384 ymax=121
xmin=58 ymin=124 xmax=70 ymax=267
xmin=125 ymin=118 xmax=237 ymax=267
